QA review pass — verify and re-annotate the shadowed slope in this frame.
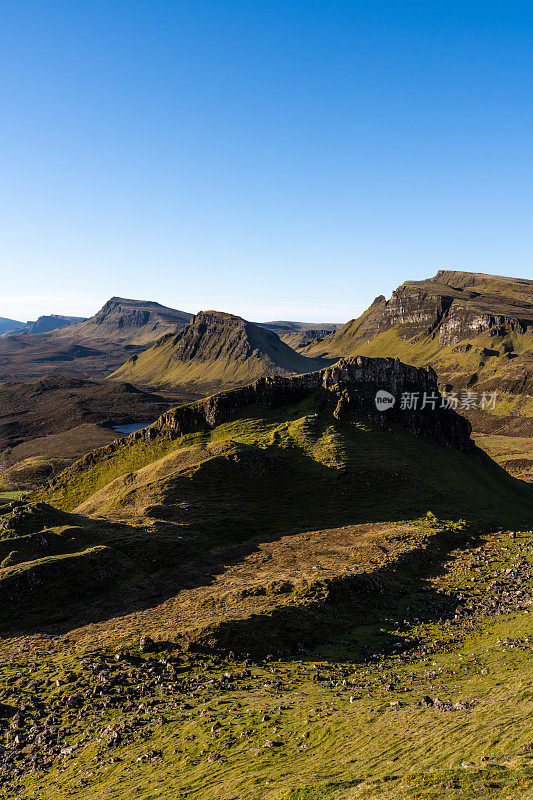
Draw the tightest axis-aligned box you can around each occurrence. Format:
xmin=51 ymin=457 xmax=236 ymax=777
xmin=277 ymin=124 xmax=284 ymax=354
xmin=0 ymin=360 xmax=532 ymax=800
xmin=42 ymin=357 xmax=531 ymax=526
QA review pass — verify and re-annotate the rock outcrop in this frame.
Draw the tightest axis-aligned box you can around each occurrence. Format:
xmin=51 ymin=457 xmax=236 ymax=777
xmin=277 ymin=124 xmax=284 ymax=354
xmin=136 ymin=356 xmax=472 ymax=452
xmin=61 ymin=358 xmax=473 ymax=482
xmin=304 ymin=273 xmax=533 ymax=427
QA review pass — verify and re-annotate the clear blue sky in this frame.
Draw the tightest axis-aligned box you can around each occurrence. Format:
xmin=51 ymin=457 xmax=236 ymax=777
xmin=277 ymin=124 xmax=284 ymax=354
xmin=1 ymin=1 xmax=532 ymax=323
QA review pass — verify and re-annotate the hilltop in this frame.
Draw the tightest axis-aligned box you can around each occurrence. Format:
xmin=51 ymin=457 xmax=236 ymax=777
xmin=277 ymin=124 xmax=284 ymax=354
xmin=109 ymin=310 xmax=329 ymax=392
xmin=60 ymin=297 xmax=192 ymax=346
xmin=304 ymin=270 xmax=532 ymax=381
xmin=44 ymin=356 xmax=530 ymax=523
xmin=0 ymin=316 xmax=24 ymax=334
xmin=0 ymin=297 xmax=193 ymax=381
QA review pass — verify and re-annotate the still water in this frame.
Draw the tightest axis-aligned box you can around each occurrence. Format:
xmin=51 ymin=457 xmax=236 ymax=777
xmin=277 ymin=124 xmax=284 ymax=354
xmin=112 ymin=422 xmax=153 ymax=435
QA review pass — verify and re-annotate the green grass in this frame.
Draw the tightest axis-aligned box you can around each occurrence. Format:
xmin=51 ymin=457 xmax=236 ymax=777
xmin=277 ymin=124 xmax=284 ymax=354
xmin=3 ymin=527 xmax=533 ymax=800
xmin=2 ymin=382 xmax=530 ymax=799
xmin=306 ymin=322 xmax=532 ymax=407
xmin=40 ymin=398 xmax=532 ymax=528
xmin=109 ymin=314 xmax=327 ymax=391
xmin=475 ymin=433 xmax=533 ymax=481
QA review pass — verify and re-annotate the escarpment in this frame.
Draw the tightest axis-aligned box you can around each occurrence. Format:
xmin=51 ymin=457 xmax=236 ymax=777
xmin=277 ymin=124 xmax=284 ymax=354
xmin=44 ymin=356 xmax=473 ymax=498
xmin=311 ymin=271 xmax=533 ymax=353
xmin=303 ymin=273 xmax=533 ymax=431
xmin=140 ymin=356 xmax=472 ymax=451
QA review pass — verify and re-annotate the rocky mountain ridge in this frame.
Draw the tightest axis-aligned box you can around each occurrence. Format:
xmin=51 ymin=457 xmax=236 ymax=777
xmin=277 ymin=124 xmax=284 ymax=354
xmin=57 ymin=297 xmax=192 ymax=345
xmin=0 ymin=298 xmax=194 ymax=381
xmin=137 ymin=355 xmax=472 ymax=450
xmin=303 ymin=272 xmax=533 ymax=437
xmin=0 ymin=317 xmax=25 ymax=334
xmin=0 ymin=314 xmax=86 ymax=338
xmin=313 ymin=271 xmax=532 ymax=351
xmin=58 ymin=358 xmax=473 ymax=499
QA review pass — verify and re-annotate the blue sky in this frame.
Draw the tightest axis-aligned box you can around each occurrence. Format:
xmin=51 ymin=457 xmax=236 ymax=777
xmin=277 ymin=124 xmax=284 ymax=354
xmin=1 ymin=1 xmax=532 ymax=323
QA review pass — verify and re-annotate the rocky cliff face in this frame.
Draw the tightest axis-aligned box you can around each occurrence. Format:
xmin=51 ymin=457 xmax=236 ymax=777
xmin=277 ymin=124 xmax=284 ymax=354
xmin=169 ymin=311 xmax=273 ymax=364
xmin=21 ymin=315 xmax=85 ymax=336
xmin=45 ymin=357 xmax=473 ymax=499
xmin=355 ymin=272 xmax=533 ymax=347
xmin=127 ymin=356 xmax=472 ymax=452
xmin=69 ymin=297 xmax=192 ymax=342
xmin=304 ymin=272 xmax=533 ymax=419
xmin=436 ymin=305 xmax=529 ymax=347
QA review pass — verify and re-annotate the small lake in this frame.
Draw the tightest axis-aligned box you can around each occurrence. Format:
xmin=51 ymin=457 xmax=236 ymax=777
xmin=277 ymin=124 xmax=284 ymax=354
xmin=112 ymin=422 xmax=153 ymax=435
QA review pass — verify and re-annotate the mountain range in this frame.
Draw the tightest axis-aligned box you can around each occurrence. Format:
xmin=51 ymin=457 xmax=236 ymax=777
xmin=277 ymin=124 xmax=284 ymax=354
xmin=0 ymin=269 xmax=530 ymax=479
xmin=302 ymin=270 xmax=532 ymax=437
xmin=0 ymin=314 xmax=86 ymax=338
xmin=0 ymin=297 xmax=338 ymax=382
xmin=0 ymin=297 xmax=193 ymax=381
xmin=304 ymin=270 xmax=532 ymax=389
xmin=0 ymin=317 xmax=25 ymax=334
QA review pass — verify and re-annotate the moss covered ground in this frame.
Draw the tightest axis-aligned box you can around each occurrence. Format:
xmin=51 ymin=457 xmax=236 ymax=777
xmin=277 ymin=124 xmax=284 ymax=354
xmin=0 ymin=393 xmax=530 ymax=799
xmin=2 ymin=525 xmax=533 ymax=799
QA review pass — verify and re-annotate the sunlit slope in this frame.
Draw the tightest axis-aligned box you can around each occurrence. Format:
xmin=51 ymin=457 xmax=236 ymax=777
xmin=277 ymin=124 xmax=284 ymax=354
xmin=305 ymin=271 xmax=532 ymax=388
xmin=109 ymin=310 xmax=328 ymax=392
xmin=41 ymin=389 xmax=532 ymax=529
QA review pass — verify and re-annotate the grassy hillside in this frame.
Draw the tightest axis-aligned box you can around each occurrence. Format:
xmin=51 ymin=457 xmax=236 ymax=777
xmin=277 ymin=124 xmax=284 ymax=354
xmin=40 ymin=392 xmax=531 ymax=525
xmin=0 ymin=367 xmax=530 ymax=798
xmin=0 ymin=377 xmax=174 ymax=490
xmin=2 ymin=516 xmax=533 ymax=799
xmin=109 ymin=311 xmax=329 ymax=392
